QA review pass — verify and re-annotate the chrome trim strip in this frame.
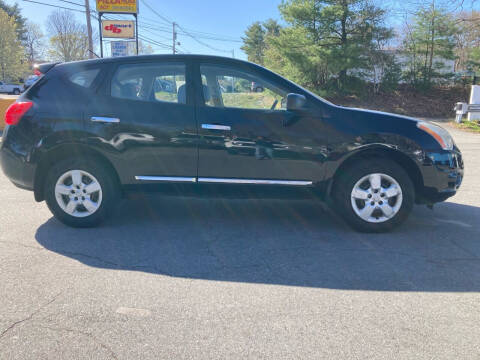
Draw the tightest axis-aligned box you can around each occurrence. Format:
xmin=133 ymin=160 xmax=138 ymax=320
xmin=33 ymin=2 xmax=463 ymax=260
xmin=135 ymin=176 xmax=197 ymax=183
xmin=197 ymin=178 xmax=313 ymax=186
xmin=91 ymin=116 xmax=120 ymax=123
xmin=202 ymin=124 xmax=231 ymax=131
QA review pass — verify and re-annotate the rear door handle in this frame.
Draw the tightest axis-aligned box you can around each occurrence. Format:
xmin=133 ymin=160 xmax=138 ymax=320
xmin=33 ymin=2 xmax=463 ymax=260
xmin=202 ymin=124 xmax=231 ymax=131
xmin=91 ymin=116 xmax=120 ymax=123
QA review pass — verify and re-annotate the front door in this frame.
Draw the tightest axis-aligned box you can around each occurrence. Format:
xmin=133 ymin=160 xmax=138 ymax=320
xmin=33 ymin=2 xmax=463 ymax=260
xmin=85 ymin=61 xmax=198 ymax=184
xmin=195 ymin=63 xmax=327 ymax=184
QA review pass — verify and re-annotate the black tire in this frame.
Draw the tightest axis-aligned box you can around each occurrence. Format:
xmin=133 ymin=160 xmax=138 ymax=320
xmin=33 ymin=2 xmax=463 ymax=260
xmin=332 ymin=158 xmax=414 ymax=233
xmin=255 ymin=87 xmax=264 ymax=93
xmin=13 ymin=88 xmax=20 ymax=95
xmin=44 ymin=158 xmax=119 ymax=228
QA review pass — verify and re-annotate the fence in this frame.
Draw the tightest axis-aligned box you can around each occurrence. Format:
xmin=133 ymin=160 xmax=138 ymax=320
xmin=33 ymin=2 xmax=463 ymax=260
xmin=0 ymin=99 xmax=15 ymax=131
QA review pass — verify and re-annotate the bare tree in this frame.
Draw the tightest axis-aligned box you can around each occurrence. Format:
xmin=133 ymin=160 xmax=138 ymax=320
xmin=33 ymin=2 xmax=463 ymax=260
xmin=46 ymin=10 xmax=89 ymax=61
xmin=24 ymin=21 xmax=44 ymax=65
xmin=138 ymin=40 xmax=154 ymax=55
xmin=454 ymin=11 xmax=480 ymax=71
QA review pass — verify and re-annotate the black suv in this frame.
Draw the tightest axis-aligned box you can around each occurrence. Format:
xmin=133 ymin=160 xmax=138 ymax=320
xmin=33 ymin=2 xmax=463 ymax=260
xmin=0 ymin=55 xmax=463 ymax=232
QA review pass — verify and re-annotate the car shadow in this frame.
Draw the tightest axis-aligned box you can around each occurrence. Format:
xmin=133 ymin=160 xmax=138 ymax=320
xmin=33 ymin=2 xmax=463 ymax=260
xmin=35 ymin=194 xmax=480 ymax=292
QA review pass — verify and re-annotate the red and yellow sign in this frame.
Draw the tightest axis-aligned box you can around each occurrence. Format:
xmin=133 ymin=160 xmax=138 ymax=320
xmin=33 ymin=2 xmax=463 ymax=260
xmin=96 ymin=0 xmax=138 ymax=14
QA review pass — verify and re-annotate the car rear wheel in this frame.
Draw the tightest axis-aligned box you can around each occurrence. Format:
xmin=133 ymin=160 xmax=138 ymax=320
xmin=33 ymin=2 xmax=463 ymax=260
xmin=13 ymin=89 xmax=20 ymax=95
xmin=332 ymin=158 xmax=414 ymax=232
xmin=44 ymin=159 xmax=119 ymax=227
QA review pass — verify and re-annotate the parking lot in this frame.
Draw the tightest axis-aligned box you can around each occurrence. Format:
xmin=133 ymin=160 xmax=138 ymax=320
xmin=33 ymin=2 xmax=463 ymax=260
xmin=0 ymin=123 xmax=479 ymax=359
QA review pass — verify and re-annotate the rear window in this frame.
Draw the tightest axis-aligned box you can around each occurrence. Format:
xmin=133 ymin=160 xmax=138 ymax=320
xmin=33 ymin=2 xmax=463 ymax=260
xmin=68 ymin=69 xmax=100 ymax=88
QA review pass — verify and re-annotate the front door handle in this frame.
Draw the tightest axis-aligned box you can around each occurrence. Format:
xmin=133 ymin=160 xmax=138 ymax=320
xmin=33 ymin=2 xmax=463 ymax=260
xmin=91 ymin=116 xmax=120 ymax=124
xmin=202 ymin=124 xmax=231 ymax=131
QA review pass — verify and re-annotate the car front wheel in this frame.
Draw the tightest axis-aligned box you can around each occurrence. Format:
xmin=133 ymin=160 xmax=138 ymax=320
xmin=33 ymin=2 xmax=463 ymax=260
xmin=332 ymin=158 xmax=414 ymax=232
xmin=44 ymin=159 xmax=119 ymax=227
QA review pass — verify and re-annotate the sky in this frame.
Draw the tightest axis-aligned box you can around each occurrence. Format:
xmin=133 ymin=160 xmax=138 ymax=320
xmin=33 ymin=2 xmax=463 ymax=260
xmin=5 ymin=0 xmax=286 ymax=59
xmin=5 ymin=0 xmax=480 ymax=59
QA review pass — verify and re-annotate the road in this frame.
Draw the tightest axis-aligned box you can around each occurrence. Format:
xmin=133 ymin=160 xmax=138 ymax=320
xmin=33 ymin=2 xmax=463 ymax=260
xmin=0 ymin=94 xmax=19 ymax=100
xmin=0 ymin=124 xmax=479 ymax=359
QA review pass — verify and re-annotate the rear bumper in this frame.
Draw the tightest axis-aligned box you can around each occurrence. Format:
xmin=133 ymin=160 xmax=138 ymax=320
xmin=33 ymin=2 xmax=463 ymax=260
xmin=417 ymin=149 xmax=463 ymax=204
xmin=0 ymin=127 xmax=36 ymax=191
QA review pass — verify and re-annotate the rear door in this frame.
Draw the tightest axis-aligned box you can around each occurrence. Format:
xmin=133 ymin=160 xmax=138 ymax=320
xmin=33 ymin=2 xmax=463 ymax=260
xmin=85 ymin=60 xmax=197 ymax=184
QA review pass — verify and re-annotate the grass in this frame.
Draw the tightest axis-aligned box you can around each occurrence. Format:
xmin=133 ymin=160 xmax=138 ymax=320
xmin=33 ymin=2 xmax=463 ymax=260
xmin=155 ymin=92 xmax=178 ymax=103
xmin=153 ymin=90 xmax=282 ymax=110
xmin=222 ymin=92 xmax=281 ymax=110
xmin=451 ymin=120 xmax=480 ymax=133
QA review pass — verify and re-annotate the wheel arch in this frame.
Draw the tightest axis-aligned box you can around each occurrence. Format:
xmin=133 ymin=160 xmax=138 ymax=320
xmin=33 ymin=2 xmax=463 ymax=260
xmin=34 ymin=143 xmax=121 ymax=202
xmin=328 ymin=146 xmax=424 ymax=201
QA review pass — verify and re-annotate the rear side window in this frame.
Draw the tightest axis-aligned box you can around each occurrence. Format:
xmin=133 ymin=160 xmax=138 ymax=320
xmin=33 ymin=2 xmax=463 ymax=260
xmin=69 ymin=69 xmax=100 ymax=88
xmin=111 ymin=62 xmax=186 ymax=104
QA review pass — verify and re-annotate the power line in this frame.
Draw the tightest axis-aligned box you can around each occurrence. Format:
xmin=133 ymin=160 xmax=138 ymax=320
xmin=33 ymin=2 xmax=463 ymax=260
xmin=57 ymin=0 xmax=84 ymax=7
xmin=139 ymin=0 xmax=173 ymax=25
xmin=176 ymin=24 xmax=231 ymax=53
xmin=22 ymin=0 xmax=86 ymax=13
xmin=140 ymin=0 xmax=234 ymax=54
xmin=24 ymin=0 xmax=237 ymax=55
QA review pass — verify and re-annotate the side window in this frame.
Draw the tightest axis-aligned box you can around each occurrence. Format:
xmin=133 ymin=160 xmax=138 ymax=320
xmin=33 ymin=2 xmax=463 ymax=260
xmin=69 ymin=69 xmax=100 ymax=88
xmin=200 ymin=65 xmax=287 ymax=111
xmin=111 ymin=63 xmax=186 ymax=104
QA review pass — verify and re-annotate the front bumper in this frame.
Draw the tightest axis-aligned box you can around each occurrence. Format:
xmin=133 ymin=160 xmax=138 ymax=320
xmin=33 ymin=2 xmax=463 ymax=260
xmin=418 ymin=148 xmax=463 ymax=204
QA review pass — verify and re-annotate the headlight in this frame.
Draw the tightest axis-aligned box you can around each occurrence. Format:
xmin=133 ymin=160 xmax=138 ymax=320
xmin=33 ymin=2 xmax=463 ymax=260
xmin=417 ymin=122 xmax=454 ymax=150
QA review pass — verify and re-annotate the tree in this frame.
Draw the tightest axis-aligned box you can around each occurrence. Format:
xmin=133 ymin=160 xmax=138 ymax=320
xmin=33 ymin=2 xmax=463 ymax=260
xmin=0 ymin=0 xmax=26 ymax=41
xmin=0 ymin=9 xmax=27 ymax=81
xmin=138 ymin=40 xmax=154 ymax=55
xmin=263 ymin=0 xmax=392 ymax=93
xmin=241 ymin=22 xmax=266 ymax=65
xmin=24 ymin=21 xmax=45 ymax=65
xmin=47 ymin=10 xmax=89 ymax=61
xmin=263 ymin=18 xmax=281 ymax=37
xmin=241 ymin=19 xmax=282 ymax=65
xmin=454 ymin=11 xmax=480 ymax=72
xmin=402 ymin=2 xmax=458 ymax=89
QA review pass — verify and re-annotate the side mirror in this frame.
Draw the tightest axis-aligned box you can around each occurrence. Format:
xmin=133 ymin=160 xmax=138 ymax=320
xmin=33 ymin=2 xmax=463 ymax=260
xmin=286 ymin=93 xmax=307 ymax=111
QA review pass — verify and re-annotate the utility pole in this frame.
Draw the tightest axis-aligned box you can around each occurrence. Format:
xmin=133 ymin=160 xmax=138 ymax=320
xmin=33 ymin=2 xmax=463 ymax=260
xmin=84 ymin=0 xmax=94 ymax=59
xmin=172 ymin=22 xmax=177 ymax=54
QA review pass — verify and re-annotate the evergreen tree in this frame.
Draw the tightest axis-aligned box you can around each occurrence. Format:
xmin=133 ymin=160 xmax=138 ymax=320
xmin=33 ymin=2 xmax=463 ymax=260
xmin=241 ymin=22 xmax=266 ymax=65
xmin=263 ymin=0 xmax=392 ymax=93
xmin=242 ymin=20 xmax=283 ymax=66
xmin=0 ymin=0 xmax=26 ymax=41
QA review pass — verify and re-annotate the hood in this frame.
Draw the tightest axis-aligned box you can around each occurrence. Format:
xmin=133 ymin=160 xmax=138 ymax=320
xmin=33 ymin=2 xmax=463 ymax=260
xmin=338 ymin=106 xmax=420 ymax=124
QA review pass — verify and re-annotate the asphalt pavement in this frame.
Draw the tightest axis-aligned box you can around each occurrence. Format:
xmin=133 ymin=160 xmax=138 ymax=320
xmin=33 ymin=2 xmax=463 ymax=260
xmin=0 ymin=123 xmax=479 ymax=359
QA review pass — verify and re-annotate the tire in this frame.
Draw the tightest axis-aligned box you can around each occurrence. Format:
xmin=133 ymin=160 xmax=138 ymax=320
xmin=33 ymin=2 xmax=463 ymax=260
xmin=13 ymin=88 xmax=20 ymax=95
xmin=332 ymin=158 xmax=414 ymax=233
xmin=44 ymin=158 xmax=119 ymax=227
xmin=255 ymin=87 xmax=264 ymax=93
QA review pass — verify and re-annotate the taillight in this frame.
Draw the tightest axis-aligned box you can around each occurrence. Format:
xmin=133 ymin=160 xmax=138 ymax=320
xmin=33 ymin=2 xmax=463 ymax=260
xmin=5 ymin=101 xmax=33 ymax=126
